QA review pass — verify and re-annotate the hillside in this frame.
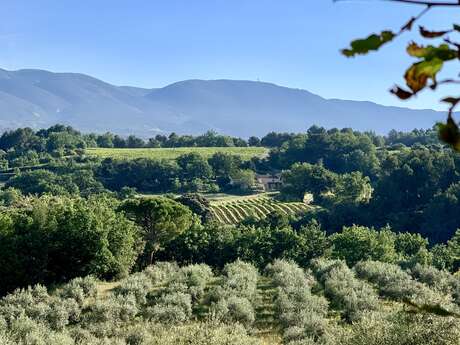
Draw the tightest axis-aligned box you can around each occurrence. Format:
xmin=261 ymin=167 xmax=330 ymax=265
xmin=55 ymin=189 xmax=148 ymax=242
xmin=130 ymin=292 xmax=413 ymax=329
xmin=0 ymin=68 xmax=445 ymax=137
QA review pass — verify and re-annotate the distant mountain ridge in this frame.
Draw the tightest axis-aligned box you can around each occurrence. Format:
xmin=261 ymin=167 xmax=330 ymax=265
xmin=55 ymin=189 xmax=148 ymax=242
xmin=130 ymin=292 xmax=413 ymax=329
xmin=0 ymin=68 xmax=445 ymax=137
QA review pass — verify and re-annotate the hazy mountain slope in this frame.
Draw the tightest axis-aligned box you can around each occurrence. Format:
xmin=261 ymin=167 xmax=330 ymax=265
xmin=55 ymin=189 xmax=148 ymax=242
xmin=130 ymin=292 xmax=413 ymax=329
xmin=145 ymin=79 xmax=443 ymax=137
xmin=0 ymin=68 xmax=445 ymax=137
xmin=0 ymin=69 xmax=179 ymax=134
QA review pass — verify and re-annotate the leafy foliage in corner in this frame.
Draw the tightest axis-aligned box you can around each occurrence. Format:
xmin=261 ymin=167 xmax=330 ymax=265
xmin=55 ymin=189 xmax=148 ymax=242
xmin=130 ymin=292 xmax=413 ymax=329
xmin=342 ymin=2 xmax=460 ymax=151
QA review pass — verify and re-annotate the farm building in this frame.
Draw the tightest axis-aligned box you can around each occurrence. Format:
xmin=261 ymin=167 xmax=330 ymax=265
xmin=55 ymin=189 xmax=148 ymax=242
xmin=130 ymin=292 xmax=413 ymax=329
xmin=256 ymin=174 xmax=282 ymax=191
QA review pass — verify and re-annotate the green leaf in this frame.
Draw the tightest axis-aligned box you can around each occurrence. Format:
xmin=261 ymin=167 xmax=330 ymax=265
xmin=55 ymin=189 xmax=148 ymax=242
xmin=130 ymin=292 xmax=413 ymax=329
xmin=406 ymin=43 xmax=457 ymax=61
xmin=407 ymin=43 xmax=428 ymax=58
xmin=404 ymin=58 xmax=443 ymax=93
xmin=342 ymin=31 xmax=395 ymax=57
xmin=453 ymin=24 xmax=460 ymax=32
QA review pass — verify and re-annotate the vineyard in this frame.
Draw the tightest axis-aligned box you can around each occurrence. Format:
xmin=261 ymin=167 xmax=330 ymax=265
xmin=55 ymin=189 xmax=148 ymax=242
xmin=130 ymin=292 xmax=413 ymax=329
xmin=2 ymin=259 xmax=459 ymax=345
xmin=209 ymin=193 xmax=312 ymax=224
xmin=86 ymin=146 xmax=268 ymax=161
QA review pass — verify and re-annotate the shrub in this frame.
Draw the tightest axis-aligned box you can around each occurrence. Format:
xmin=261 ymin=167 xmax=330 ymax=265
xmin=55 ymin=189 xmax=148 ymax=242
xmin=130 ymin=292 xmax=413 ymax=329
xmin=125 ymin=326 xmax=153 ymax=345
xmin=266 ymin=259 xmax=315 ymax=290
xmin=146 ymin=292 xmax=192 ymax=324
xmin=136 ymin=322 xmax=262 ymax=345
xmin=70 ymin=327 xmax=100 ymax=344
xmin=211 ymin=296 xmax=255 ymax=327
xmin=47 ymin=297 xmax=81 ymax=330
xmin=318 ymin=261 xmax=379 ymax=322
xmin=87 ymin=293 xmax=138 ymax=324
xmin=0 ymin=333 xmax=14 ymax=345
xmin=309 ymin=258 xmax=339 ymax=283
xmin=283 ymin=328 xmax=323 ymax=345
xmin=222 ymin=260 xmax=259 ymax=300
xmin=6 ymin=315 xmax=75 ymax=345
xmin=275 ymin=286 xmax=330 ymax=344
xmin=275 ymin=288 xmax=328 ymax=328
xmin=354 ymin=260 xmax=410 ymax=288
xmin=0 ymin=316 xmax=6 ymax=331
xmin=354 ymin=260 xmax=451 ymax=307
xmin=340 ymin=311 xmax=460 ymax=345
xmin=0 ymin=285 xmax=52 ymax=324
xmin=269 ymin=260 xmax=330 ymax=344
xmin=207 ymin=261 xmax=259 ymax=330
xmin=170 ymin=264 xmax=214 ymax=302
xmin=116 ymin=272 xmax=153 ymax=305
xmin=355 ymin=260 xmax=423 ymax=301
xmin=59 ymin=276 xmax=98 ymax=305
xmin=143 ymin=262 xmax=179 ymax=285
xmin=410 ymin=264 xmax=460 ymax=304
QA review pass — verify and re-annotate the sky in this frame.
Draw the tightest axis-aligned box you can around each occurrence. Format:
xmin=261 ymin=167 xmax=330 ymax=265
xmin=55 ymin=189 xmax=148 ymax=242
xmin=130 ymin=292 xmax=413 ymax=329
xmin=1 ymin=0 xmax=459 ymax=110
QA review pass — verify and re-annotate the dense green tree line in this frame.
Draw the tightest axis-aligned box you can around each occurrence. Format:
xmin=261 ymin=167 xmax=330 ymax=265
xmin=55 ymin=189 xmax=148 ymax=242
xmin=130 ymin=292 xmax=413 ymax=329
xmin=2 ymin=124 xmax=460 ymax=271
xmin=269 ymin=128 xmax=460 ymax=244
xmin=0 ymin=195 xmax=141 ymax=295
xmin=0 ymin=126 xmax=261 ymax=171
xmin=2 ymin=124 xmax=460 ymax=246
xmin=2 ymin=189 xmax=460 ymax=297
xmin=4 ymin=150 xmax=255 ymax=195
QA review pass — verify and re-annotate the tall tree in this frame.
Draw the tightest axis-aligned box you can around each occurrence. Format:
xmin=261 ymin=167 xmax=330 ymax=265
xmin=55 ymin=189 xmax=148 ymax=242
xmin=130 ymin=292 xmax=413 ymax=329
xmin=119 ymin=197 xmax=195 ymax=266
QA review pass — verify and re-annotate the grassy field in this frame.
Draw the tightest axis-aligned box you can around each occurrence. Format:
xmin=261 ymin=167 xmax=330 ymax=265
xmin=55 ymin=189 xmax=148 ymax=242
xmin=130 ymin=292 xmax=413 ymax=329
xmin=208 ymin=193 xmax=313 ymax=224
xmin=86 ymin=146 xmax=269 ymax=161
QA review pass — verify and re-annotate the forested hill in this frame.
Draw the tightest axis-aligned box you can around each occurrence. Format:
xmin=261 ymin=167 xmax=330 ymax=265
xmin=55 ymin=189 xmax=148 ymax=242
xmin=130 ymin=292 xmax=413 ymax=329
xmin=0 ymin=68 xmax=445 ymax=137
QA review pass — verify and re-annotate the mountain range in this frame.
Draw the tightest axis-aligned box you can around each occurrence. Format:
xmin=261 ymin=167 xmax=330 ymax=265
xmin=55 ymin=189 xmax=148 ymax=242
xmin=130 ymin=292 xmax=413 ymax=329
xmin=0 ymin=68 xmax=445 ymax=137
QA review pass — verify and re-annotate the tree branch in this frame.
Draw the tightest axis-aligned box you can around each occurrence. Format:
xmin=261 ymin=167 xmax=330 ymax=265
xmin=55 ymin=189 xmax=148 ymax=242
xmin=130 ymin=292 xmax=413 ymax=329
xmin=398 ymin=5 xmax=431 ymax=34
xmin=335 ymin=0 xmax=460 ymax=6
xmin=384 ymin=0 xmax=460 ymax=6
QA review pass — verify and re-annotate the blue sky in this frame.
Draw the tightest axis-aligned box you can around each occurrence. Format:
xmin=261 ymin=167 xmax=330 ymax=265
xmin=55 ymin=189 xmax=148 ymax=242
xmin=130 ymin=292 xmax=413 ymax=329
xmin=1 ymin=0 xmax=459 ymax=110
